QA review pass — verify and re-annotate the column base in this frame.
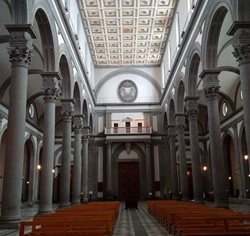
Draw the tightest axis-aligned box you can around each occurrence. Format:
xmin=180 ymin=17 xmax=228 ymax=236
xmin=0 ymin=216 xmax=21 ymax=229
xmin=71 ymin=201 xmax=81 ymax=205
xmin=38 ymin=207 xmax=54 ymax=215
xmin=59 ymin=202 xmax=70 ymax=208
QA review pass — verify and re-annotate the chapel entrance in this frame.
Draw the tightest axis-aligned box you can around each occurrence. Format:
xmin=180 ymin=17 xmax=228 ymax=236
xmin=118 ymin=162 xmax=139 ymax=201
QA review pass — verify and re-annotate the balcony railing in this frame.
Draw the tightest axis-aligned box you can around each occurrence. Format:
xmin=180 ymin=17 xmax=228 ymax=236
xmin=105 ymin=127 xmax=152 ymax=135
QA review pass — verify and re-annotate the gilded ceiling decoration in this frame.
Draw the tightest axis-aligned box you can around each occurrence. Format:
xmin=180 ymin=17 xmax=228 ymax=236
xmin=80 ymin=0 xmax=176 ymax=66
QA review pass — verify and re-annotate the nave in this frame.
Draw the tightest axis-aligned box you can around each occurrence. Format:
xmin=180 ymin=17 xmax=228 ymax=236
xmin=0 ymin=200 xmax=250 ymax=236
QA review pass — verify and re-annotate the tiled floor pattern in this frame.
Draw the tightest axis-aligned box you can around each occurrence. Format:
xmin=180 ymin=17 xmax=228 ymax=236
xmin=113 ymin=202 xmax=169 ymax=236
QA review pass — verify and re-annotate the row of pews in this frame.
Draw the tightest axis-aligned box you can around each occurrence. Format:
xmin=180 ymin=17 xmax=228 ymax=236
xmin=147 ymin=200 xmax=250 ymax=236
xmin=20 ymin=201 xmax=120 ymax=236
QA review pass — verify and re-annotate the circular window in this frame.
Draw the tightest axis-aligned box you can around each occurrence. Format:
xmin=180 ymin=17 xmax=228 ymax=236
xmin=222 ymin=102 xmax=228 ymax=117
xmin=28 ymin=103 xmax=35 ymax=119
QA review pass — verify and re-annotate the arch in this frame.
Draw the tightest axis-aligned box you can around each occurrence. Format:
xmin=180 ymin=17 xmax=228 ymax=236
xmin=94 ymin=68 xmax=162 ymax=97
xmin=168 ymin=99 xmax=175 ymax=125
xmin=176 ymin=80 xmax=185 ymax=113
xmin=59 ymin=54 xmax=72 ymax=98
xmin=186 ymin=45 xmax=201 ymax=96
xmin=34 ymin=8 xmax=55 ymax=71
xmin=163 ymin=112 xmax=168 ymax=132
xmin=202 ymin=2 xmax=233 ymax=69
xmin=89 ymin=113 xmax=93 ymax=134
xmin=73 ymin=82 xmax=81 ymax=113
xmin=82 ymin=99 xmax=88 ymax=126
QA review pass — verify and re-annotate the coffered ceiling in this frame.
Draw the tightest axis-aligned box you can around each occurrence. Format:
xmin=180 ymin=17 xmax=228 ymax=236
xmin=80 ymin=0 xmax=176 ymax=66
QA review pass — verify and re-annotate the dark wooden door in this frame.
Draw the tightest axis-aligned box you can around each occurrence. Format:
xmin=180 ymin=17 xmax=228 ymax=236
xmin=118 ymin=162 xmax=139 ymax=200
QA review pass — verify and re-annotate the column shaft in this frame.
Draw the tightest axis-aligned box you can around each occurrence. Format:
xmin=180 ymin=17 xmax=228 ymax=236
xmin=201 ymin=72 xmax=228 ymax=207
xmin=59 ymin=117 xmax=72 ymax=207
xmin=175 ymin=114 xmax=189 ymax=200
xmin=39 ymin=101 xmax=56 ymax=213
xmin=106 ymin=143 xmax=112 ymax=195
xmin=72 ymin=128 xmax=82 ymax=204
xmin=1 ymin=54 xmax=29 ymax=222
xmin=82 ymin=138 xmax=89 ymax=202
xmin=145 ymin=142 xmax=152 ymax=195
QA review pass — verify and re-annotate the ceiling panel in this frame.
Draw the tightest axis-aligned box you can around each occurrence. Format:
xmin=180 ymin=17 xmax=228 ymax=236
xmin=80 ymin=0 xmax=176 ymax=66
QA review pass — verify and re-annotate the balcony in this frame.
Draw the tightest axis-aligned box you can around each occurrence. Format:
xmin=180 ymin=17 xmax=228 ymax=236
xmin=104 ymin=127 xmax=152 ymax=135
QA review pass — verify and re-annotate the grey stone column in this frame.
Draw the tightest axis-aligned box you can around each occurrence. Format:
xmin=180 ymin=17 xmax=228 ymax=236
xmin=71 ymin=114 xmax=83 ymax=204
xmin=228 ymin=23 xmax=250 ymax=165
xmin=34 ymin=139 xmax=41 ymax=203
xmin=185 ymin=96 xmax=204 ymax=203
xmin=175 ymin=113 xmax=189 ymax=200
xmin=145 ymin=142 xmax=153 ymax=195
xmin=81 ymin=127 xmax=89 ymax=202
xmin=39 ymin=73 xmax=61 ymax=214
xmin=168 ymin=126 xmax=178 ymax=199
xmin=106 ymin=142 xmax=112 ymax=196
xmin=0 ymin=113 xmax=3 ymax=130
xmin=200 ymin=70 xmax=228 ymax=208
xmin=59 ymin=99 xmax=74 ymax=208
xmin=0 ymin=25 xmax=36 ymax=224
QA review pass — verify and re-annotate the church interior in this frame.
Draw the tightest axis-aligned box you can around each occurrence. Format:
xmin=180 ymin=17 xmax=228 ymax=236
xmin=0 ymin=0 xmax=250 ymax=235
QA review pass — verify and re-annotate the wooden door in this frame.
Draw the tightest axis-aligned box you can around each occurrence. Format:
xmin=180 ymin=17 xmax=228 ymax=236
xmin=118 ymin=162 xmax=139 ymax=200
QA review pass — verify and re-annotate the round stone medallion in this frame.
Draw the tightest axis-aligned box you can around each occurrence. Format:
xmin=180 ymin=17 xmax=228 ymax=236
xmin=118 ymin=80 xmax=138 ymax=102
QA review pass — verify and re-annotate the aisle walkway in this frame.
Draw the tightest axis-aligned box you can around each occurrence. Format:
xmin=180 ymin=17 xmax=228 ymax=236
xmin=113 ymin=202 xmax=169 ymax=236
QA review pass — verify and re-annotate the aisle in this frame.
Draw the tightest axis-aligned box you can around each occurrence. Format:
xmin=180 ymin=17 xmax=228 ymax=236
xmin=113 ymin=202 xmax=169 ymax=236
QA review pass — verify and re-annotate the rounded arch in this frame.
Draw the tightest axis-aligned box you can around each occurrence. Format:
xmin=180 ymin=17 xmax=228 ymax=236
xmin=89 ymin=113 xmax=93 ymax=133
xmin=82 ymin=99 xmax=88 ymax=126
xmin=59 ymin=54 xmax=72 ymax=98
xmin=73 ymin=82 xmax=81 ymax=113
xmin=201 ymin=2 xmax=233 ymax=69
xmin=186 ymin=46 xmax=201 ymax=96
xmin=94 ymin=68 xmax=162 ymax=97
xmin=163 ymin=112 xmax=168 ymax=132
xmin=167 ymin=99 xmax=175 ymax=125
xmin=176 ymin=80 xmax=185 ymax=113
xmin=34 ymin=8 xmax=56 ymax=71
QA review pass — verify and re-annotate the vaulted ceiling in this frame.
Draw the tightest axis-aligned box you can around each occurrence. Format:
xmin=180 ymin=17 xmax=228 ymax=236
xmin=80 ymin=0 xmax=176 ymax=66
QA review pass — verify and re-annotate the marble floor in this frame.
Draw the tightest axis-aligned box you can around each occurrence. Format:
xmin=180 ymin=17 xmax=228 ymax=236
xmin=0 ymin=199 xmax=249 ymax=236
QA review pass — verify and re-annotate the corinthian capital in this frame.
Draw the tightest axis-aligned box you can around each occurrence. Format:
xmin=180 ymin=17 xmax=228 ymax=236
xmin=61 ymin=98 xmax=75 ymax=121
xmin=185 ymin=96 xmax=199 ymax=120
xmin=227 ymin=22 xmax=250 ymax=64
xmin=175 ymin=113 xmax=185 ymax=133
xmin=167 ymin=125 xmax=176 ymax=141
xmin=6 ymin=24 xmax=37 ymax=65
xmin=73 ymin=114 xmax=84 ymax=133
xmin=44 ymin=88 xmax=61 ymax=103
xmin=200 ymin=70 xmax=220 ymax=100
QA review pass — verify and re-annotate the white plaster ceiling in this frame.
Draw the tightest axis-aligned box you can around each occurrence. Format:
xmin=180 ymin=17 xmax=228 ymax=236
xmin=80 ymin=0 xmax=176 ymax=66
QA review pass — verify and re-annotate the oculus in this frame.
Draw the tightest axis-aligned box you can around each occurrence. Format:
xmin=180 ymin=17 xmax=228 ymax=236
xmin=118 ymin=80 xmax=138 ymax=102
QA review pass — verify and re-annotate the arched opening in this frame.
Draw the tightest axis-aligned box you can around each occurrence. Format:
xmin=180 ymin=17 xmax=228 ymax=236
xmin=82 ymin=99 xmax=88 ymax=126
xmin=223 ymin=134 xmax=239 ymax=197
xmin=176 ymin=80 xmax=185 ymax=112
xmin=73 ymin=82 xmax=81 ymax=113
xmin=59 ymin=55 xmax=71 ymax=98
xmin=37 ymin=147 xmax=43 ymax=201
xmin=89 ymin=113 xmax=93 ymax=134
xmin=188 ymin=53 xmax=200 ymax=96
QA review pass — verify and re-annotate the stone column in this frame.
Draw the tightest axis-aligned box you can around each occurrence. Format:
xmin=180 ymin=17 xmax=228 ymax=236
xmin=39 ymin=73 xmax=61 ymax=214
xmin=71 ymin=114 xmax=83 ymax=204
xmin=168 ymin=126 xmax=178 ymax=199
xmin=106 ymin=142 xmax=112 ymax=196
xmin=185 ymin=96 xmax=204 ymax=203
xmin=145 ymin=142 xmax=153 ymax=195
xmin=0 ymin=24 xmax=36 ymax=225
xmin=59 ymin=99 xmax=74 ymax=207
xmin=0 ymin=113 xmax=3 ymax=130
xmin=228 ymin=23 xmax=250 ymax=162
xmin=200 ymin=70 xmax=228 ymax=208
xmin=175 ymin=113 xmax=189 ymax=200
xmin=81 ymin=127 xmax=89 ymax=202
